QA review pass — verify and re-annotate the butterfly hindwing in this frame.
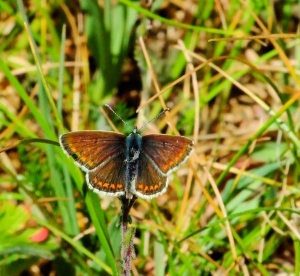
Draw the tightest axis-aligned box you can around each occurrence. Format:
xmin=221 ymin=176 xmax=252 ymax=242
xmin=87 ymin=154 xmax=127 ymax=196
xmin=134 ymin=155 xmax=167 ymax=198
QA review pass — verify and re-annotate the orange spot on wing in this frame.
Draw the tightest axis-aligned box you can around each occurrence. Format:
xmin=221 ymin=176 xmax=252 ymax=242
xmin=137 ymin=184 xmax=143 ymax=190
xmin=93 ymin=178 xmax=103 ymax=187
xmin=103 ymin=183 xmax=109 ymax=188
xmin=110 ymin=183 xmax=116 ymax=191
xmin=69 ymin=146 xmax=77 ymax=153
xmin=80 ymin=156 xmax=87 ymax=162
xmin=117 ymin=184 xmax=123 ymax=190
xmin=87 ymin=160 xmax=94 ymax=167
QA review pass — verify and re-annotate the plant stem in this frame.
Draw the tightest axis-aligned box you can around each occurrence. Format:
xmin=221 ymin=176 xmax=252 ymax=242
xmin=119 ymin=195 xmax=137 ymax=276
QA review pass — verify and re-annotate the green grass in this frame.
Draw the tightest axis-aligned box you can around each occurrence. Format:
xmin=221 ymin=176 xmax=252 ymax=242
xmin=0 ymin=0 xmax=300 ymax=275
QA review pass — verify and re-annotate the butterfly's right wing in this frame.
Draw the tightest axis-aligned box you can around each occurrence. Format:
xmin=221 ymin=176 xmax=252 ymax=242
xmin=59 ymin=131 xmax=126 ymax=172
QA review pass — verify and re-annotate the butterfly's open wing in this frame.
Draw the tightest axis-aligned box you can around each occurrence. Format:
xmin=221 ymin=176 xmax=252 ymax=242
xmin=87 ymin=154 xmax=126 ymax=196
xmin=59 ymin=131 xmax=126 ymax=172
xmin=141 ymin=134 xmax=193 ymax=175
xmin=134 ymin=155 xmax=167 ymax=199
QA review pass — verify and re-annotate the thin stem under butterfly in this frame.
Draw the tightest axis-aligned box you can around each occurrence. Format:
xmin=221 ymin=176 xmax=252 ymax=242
xmin=118 ymin=195 xmax=137 ymax=276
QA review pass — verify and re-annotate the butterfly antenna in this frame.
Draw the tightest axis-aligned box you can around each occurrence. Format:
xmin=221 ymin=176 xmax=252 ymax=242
xmin=139 ymin=108 xmax=170 ymax=130
xmin=105 ymin=104 xmax=131 ymax=130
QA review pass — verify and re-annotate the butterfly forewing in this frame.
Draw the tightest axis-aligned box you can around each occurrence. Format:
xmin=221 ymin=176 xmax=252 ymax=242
xmin=87 ymin=154 xmax=126 ymax=196
xmin=60 ymin=131 xmax=126 ymax=171
xmin=141 ymin=134 xmax=193 ymax=174
xmin=135 ymin=155 xmax=168 ymax=198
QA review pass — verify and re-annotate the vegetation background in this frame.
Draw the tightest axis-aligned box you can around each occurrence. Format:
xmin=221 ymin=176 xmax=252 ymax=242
xmin=0 ymin=0 xmax=300 ymax=275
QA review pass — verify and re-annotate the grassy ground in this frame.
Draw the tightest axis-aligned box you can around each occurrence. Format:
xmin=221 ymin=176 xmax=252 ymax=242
xmin=0 ymin=0 xmax=300 ymax=275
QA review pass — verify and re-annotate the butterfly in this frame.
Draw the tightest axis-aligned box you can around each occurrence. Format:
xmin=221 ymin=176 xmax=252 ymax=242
xmin=59 ymin=124 xmax=193 ymax=199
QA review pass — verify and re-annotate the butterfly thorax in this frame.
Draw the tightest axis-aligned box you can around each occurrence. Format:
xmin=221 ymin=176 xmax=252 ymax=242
xmin=124 ymin=128 xmax=142 ymax=198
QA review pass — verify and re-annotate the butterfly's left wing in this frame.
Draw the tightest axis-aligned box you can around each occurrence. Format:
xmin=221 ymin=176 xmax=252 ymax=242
xmin=141 ymin=134 xmax=193 ymax=175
